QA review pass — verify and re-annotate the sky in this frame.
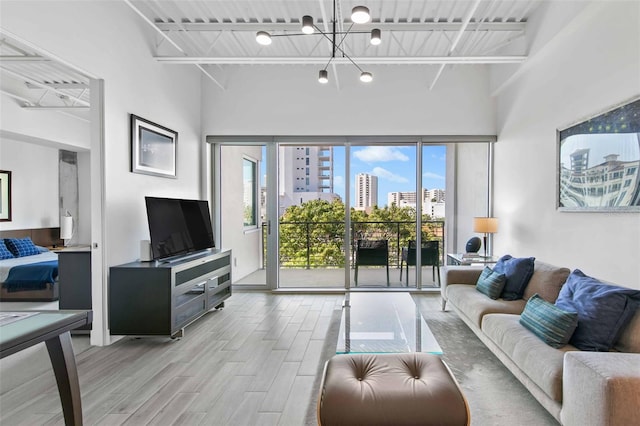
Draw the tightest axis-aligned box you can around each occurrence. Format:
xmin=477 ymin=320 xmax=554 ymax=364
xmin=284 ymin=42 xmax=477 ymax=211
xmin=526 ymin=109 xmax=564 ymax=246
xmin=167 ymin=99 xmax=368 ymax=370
xmin=332 ymin=145 xmax=447 ymax=207
xmin=560 ymin=133 xmax=640 ymax=168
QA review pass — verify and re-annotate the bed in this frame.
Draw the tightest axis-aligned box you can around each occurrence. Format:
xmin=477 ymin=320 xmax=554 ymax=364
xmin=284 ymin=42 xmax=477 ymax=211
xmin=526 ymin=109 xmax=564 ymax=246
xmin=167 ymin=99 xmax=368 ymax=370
xmin=0 ymin=227 xmax=63 ymax=302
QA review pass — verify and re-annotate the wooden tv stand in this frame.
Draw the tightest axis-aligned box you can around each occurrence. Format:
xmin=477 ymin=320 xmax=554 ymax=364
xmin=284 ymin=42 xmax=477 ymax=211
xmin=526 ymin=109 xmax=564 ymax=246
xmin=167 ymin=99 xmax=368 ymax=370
xmin=109 ymin=249 xmax=231 ymax=338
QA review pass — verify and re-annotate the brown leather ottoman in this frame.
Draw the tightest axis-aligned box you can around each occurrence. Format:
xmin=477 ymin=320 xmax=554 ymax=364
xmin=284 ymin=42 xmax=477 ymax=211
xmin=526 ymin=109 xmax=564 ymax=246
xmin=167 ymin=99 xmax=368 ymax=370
xmin=317 ymin=353 xmax=470 ymax=425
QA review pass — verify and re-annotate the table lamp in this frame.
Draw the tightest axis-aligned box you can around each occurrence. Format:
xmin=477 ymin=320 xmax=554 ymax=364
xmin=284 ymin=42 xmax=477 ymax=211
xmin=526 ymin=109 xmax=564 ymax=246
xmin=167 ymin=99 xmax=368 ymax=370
xmin=473 ymin=217 xmax=498 ymax=257
xmin=60 ymin=212 xmax=73 ymax=246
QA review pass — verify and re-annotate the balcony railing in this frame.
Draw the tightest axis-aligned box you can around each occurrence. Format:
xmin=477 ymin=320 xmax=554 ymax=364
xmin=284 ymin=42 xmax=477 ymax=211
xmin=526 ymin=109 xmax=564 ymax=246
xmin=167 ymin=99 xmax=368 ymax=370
xmin=261 ymin=220 xmax=445 ymax=269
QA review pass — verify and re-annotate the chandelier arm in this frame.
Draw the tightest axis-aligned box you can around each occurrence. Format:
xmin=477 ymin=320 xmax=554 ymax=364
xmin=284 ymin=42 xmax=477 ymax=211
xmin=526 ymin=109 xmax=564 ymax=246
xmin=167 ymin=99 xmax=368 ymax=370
xmin=335 ymin=23 xmax=355 ymax=52
xmin=336 ymin=49 xmax=364 ymax=73
xmin=323 ymin=55 xmax=334 ymax=71
xmin=268 ymin=31 xmax=369 ymax=38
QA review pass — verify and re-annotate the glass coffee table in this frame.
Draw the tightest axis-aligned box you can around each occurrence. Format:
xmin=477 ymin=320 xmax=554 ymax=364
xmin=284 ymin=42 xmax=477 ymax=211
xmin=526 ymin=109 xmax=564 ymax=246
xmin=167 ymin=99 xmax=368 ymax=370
xmin=336 ymin=292 xmax=442 ymax=354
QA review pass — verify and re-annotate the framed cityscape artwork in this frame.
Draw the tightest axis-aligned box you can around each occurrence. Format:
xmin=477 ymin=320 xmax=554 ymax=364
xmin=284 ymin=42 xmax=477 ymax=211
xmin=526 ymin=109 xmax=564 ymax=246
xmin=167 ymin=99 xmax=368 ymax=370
xmin=130 ymin=114 xmax=177 ymax=178
xmin=557 ymin=97 xmax=640 ymax=212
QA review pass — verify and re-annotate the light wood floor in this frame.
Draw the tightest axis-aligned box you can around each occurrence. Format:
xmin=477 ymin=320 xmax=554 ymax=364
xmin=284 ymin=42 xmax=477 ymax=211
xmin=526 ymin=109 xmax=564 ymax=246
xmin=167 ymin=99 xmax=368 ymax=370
xmin=0 ymin=292 xmax=346 ymax=425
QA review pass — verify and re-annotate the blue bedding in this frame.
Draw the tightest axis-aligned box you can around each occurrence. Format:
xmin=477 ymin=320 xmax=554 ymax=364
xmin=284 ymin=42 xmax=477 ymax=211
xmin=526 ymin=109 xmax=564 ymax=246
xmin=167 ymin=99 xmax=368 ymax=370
xmin=4 ymin=260 xmax=58 ymax=292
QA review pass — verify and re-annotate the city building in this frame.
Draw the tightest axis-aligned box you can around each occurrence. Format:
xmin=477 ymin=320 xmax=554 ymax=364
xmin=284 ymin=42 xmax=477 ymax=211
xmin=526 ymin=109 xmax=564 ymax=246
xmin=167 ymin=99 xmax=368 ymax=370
xmin=277 ymin=146 xmax=339 ymax=215
xmin=355 ymin=173 xmax=378 ymax=212
xmin=388 ymin=189 xmax=446 ymax=217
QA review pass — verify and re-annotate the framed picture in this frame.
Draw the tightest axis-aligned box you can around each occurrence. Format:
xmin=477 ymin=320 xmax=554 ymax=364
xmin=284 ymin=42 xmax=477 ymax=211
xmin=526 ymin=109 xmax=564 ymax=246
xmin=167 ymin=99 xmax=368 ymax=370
xmin=0 ymin=170 xmax=11 ymax=222
xmin=130 ymin=114 xmax=177 ymax=178
xmin=557 ymin=97 xmax=640 ymax=212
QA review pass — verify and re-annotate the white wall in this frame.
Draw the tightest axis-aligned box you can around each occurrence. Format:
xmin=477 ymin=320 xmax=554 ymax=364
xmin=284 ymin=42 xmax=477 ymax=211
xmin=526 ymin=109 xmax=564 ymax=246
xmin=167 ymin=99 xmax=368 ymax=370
xmin=446 ymin=143 xmax=490 ymax=255
xmin=1 ymin=1 xmax=204 ymax=345
xmin=1 ymin=1 xmax=203 ymax=268
xmin=0 ymin=96 xmax=90 ymax=151
xmin=202 ymin=64 xmax=496 ymax=135
xmin=493 ymin=1 xmax=640 ymax=287
xmin=0 ymin=138 xmax=58 ymax=230
xmin=220 ymin=146 xmax=263 ymax=280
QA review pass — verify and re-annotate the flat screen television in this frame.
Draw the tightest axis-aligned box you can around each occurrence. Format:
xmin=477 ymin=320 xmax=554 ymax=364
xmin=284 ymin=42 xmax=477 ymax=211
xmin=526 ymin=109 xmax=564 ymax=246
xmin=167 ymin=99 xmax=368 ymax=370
xmin=145 ymin=196 xmax=215 ymax=261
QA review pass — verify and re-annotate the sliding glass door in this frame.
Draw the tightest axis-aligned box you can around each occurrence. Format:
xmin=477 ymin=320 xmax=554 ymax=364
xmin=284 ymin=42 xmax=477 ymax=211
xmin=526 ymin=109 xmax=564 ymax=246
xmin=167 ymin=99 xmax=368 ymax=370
xmin=277 ymin=144 xmax=346 ymax=288
xmin=219 ymin=144 xmax=268 ymax=288
xmin=211 ymin=137 xmax=492 ymax=290
xmin=349 ymin=143 xmax=417 ymax=288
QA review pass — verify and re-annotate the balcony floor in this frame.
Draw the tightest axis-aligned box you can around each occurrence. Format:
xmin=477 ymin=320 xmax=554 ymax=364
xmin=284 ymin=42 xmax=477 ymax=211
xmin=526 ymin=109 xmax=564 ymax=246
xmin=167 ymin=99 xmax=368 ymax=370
xmin=234 ymin=266 xmax=441 ymax=288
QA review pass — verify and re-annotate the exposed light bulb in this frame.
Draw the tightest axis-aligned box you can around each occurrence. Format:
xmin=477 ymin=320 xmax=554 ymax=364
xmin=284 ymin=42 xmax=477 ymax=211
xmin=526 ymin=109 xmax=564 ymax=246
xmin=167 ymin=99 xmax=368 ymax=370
xmin=256 ymin=31 xmax=272 ymax=45
xmin=351 ymin=6 xmax=371 ymax=24
xmin=318 ymin=69 xmax=329 ymax=84
xmin=370 ymin=29 xmax=381 ymax=45
xmin=360 ymin=72 xmax=373 ymax=83
xmin=302 ymin=15 xmax=315 ymax=34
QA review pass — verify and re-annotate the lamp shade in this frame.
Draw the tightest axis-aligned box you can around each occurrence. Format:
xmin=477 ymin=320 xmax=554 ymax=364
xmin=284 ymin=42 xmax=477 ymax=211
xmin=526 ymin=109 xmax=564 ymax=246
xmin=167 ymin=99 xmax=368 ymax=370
xmin=351 ymin=6 xmax=371 ymax=24
xmin=302 ymin=15 xmax=314 ymax=34
xmin=60 ymin=214 xmax=73 ymax=240
xmin=256 ymin=31 xmax=272 ymax=45
xmin=370 ymin=28 xmax=381 ymax=45
xmin=318 ymin=69 xmax=329 ymax=84
xmin=359 ymin=71 xmax=373 ymax=83
xmin=473 ymin=217 xmax=498 ymax=234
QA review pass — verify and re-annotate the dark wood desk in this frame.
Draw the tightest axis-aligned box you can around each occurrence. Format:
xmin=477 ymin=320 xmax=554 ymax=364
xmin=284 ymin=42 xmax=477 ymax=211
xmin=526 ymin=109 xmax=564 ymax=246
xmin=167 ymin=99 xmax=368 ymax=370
xmin=0 ymin=310 xmax=92 ymax=425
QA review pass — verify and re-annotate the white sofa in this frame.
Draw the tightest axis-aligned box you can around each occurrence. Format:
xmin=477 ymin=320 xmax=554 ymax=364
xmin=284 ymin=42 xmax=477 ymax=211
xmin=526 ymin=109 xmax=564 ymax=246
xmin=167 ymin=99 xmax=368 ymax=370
xmin=441 ymin=262 xmax=640 ymax=425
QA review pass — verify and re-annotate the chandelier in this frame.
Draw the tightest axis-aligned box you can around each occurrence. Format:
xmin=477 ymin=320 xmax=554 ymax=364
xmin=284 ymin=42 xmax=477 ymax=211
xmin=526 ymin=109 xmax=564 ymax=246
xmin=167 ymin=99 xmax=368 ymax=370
xmin=255 ymin=3 xmax=381 ymax=84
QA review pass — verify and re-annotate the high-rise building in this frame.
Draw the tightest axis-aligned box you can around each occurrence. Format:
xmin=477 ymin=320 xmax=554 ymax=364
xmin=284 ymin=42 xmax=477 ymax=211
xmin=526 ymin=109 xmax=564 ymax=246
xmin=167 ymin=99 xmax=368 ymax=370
xmin=387 ymin=188 xmax=446 ymax=217
xmin=355 ymin=173 xmax=378 ymax=212
xmin=277 ymin=146 xmax=338 ymax=215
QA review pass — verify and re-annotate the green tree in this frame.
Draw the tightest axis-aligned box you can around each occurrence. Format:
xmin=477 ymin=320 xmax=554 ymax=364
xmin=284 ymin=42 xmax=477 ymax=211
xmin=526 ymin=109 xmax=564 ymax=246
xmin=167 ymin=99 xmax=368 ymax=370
xmin=278 ymin=200 xmax=444 ymax=268
xmin=280 ymin=199 xmax=346 ymax=267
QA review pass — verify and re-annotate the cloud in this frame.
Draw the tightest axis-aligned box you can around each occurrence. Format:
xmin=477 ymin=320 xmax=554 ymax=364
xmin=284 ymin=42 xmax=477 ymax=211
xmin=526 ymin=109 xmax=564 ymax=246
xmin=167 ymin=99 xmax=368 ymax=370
xmin=354 ymin=146 xmax=409 ymax=163
xmin=372 ymin=167 xmax=409 ymax=183
xmin=423 ymin=172 xmax=445 ymax=180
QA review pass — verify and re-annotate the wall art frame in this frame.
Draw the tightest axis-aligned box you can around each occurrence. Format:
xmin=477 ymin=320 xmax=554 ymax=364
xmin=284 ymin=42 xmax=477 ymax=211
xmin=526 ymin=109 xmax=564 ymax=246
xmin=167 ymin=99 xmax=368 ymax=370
xmin=0 ymin=170 xmax=11 ymax=222
xmin=557 ymin=97 xmax=640 ymax=212
xmin=130 ymin=114 xmax=177 ymax=178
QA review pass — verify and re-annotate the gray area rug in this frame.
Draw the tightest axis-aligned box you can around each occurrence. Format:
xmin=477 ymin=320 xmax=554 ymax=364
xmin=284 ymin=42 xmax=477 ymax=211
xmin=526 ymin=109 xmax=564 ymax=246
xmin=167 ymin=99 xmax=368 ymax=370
xmin=307 ymin=295 xmax=558 ymax=426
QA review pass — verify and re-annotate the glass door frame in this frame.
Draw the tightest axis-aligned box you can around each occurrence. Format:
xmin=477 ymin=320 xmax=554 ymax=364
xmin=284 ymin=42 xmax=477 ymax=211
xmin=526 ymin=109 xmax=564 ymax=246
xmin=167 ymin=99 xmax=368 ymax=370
xmin=208 ymin=135 xmax=496 ymax=291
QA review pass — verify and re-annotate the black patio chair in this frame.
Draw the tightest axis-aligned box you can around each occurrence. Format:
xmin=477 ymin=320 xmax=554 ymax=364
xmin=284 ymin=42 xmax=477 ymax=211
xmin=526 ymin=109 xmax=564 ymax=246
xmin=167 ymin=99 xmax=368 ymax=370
xmin=399 ymin=240 xmax=441 ymax=287
xmin=354 ymin=239 xmax=389 ymax=286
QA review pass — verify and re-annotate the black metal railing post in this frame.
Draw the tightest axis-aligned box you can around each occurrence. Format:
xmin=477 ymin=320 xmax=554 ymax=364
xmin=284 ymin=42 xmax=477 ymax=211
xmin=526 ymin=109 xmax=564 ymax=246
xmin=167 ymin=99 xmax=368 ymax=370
xmin=306 ymin=222 xmax=311 ymax=269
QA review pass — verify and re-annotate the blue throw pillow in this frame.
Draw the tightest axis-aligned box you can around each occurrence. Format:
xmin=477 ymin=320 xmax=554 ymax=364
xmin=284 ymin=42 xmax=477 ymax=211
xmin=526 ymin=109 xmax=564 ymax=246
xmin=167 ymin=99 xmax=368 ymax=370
xmin=520 ymin=294 xmax=578 ymax=348
xmin=493 ymin=255 xmax=535 ymax=300
xmin=0 ymin=240 xmax=14 ymax=260
xmin=4 ymin=237 xmax=41 ymax=257
xmin=476 ymin=266 xmax=506 ymax=299
xmin=555 ymin=269 xmax=640 ymax=351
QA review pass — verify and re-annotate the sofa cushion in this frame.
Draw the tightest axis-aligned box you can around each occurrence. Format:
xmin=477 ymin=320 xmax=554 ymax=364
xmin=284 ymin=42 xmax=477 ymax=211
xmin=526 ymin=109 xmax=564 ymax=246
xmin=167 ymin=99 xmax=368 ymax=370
xmin=482 ymin=313 xmax=578 ymax=402
xmin=520 ymin=294 xmax=578 ymax=348
xmin=447 ymin=285 xmax=526 ymax=328
xmin=523 ymin=262 xmax=571 ymax=303
xmin=615 ymin=310 xmax=640 ymax=353
xmin=476 ymin=266 xmax=506 ymax=300
xmin=555 ymin=269 xmax=640 ymax=352
xmin=493 ymin=255 xmax=536 ymax=301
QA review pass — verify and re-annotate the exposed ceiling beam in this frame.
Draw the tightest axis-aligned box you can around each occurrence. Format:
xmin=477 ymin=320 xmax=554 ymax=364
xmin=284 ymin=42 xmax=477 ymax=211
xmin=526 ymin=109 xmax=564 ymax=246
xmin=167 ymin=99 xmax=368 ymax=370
xmin=154 ymin=56 xmax=527 ymax=65
xmin=21 ymin=106 xmax=89 ymax=110
xmin=123 ymin=0 xmax=226 ymax=91
xmin=154 ymin=21 xmax=526 ymax=32
xmin=0 ymin=66 xmax=90 ymax=106
xmin=429 ymin=0 xmax=484 ymax=90
xmin=25 ymin=81 xmax=89 ymax=89
xmin=0 ymin=55 xmax=50 ymax=62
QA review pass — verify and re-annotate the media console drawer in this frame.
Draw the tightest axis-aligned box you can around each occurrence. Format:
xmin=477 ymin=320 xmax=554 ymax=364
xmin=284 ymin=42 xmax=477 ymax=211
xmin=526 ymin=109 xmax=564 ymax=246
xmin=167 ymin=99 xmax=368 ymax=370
xmin=109 ymin=249 xmax=232 ymax=337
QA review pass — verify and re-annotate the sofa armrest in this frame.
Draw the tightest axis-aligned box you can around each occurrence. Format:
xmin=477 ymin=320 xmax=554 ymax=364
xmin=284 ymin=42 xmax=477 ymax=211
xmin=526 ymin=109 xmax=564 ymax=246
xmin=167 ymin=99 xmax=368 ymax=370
xmin=440 ymin=266 xmax=484 ymax=310
xmin=561 ymin=352 xmax=640 ymax=426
